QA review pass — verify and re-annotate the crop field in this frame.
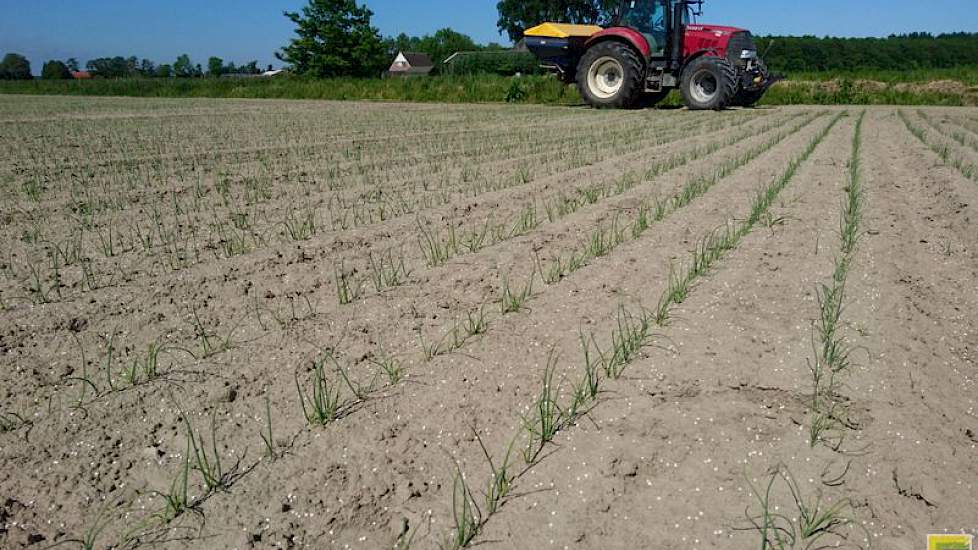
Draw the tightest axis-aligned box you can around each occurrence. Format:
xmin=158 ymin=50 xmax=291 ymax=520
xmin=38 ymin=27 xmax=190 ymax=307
xmin=1 ymin=96 xmax=977 ymax=549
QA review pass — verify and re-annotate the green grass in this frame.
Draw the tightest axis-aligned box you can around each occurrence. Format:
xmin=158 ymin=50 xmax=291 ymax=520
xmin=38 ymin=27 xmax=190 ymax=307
xmin=807 ymin=111 xmax=866 ymax=449
xmin=370 ymin=354 xmax=403 ymax=385
xmin=367 ymin=249 xmax=411 ymax=292
xmin=188 ymin=302 xmax=237 ymax=358
xmin=0 ymin=411 xmax=26 ymax=433
xmin=295 ymin=356 xmax=343 ymax=426
xmin=499 ymin=273 xmax=534 ymax=314
xmin=2 ymin=70 xmax=973 ymax=105
xmin=259 ymin=392 xmax=278 ymax=461
xmin=789 ymin=66 xmax=978 ymax=85
xmin=520 ymin=350 xmax=565 ymax=465
xmin=417 ymin=219 xmax=460 ymax=267
xmin=185 ymin=414 xmax=232 ymax=493
xmin=445 ymin=463 xmax=483 ymax=550
xmin=334 ymin=262 xmax=362 ymax=305
xmin=473 ymin=428 xmax=516 ymax=515
xmin=151 ymin=433 xmax=194 ymax=524
xmin=765 ymin=79 xmax=973 ymax=106
xmin=0 ymin=75 xmax=580 ymax=105
xmin=743 ymin=464 xmax=865 ymax=550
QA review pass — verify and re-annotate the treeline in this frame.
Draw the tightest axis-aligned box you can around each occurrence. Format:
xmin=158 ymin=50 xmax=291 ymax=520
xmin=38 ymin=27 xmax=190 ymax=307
xmin=82 ymin=55 xmax=269 ymax=78
xmin=758 ymin=32 xmax=978 ymax=73
xmin=0 ymin=52 xmax=271 ymax=80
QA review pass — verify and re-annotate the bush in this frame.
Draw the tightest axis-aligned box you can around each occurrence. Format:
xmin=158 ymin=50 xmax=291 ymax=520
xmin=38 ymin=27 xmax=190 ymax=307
xmin=505 ymin=78 xmax=528 ymax=102
xmin=443 ymin=51 xmax=542 ymax=76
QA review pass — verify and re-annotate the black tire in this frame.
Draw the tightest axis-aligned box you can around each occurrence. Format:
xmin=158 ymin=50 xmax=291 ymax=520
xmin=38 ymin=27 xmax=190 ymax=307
xmin=575 ymin=41 xmax=645 ymax=109
xmin=679 ymin=56 xmax=737 ymax=111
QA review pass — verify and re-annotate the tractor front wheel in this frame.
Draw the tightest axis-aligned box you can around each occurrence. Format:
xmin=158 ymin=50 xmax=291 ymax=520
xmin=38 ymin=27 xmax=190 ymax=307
xmin=680 ymin=56 xmax=737 ymax=111
xmin=576 ymin=42 xmax=644 ymax=109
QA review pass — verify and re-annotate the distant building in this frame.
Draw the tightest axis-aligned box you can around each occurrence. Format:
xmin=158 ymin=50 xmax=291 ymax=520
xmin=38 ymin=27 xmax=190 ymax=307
xmin=71 ymin=71 xmax=92 ymax=80
xmin=387 ymin=52 xmax=434 ymax=77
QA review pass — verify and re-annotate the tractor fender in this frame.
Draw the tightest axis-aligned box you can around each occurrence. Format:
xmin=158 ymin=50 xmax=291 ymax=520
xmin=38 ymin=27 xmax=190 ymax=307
xmin=680 ymin=48 xmax=724 ymax=74
xmin=585 ymin=27 xmax=651 ymax=59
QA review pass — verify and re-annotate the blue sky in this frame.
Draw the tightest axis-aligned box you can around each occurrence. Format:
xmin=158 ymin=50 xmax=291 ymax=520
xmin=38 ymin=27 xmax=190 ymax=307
xmin=1 ymin=1 xmax=975 ymax=72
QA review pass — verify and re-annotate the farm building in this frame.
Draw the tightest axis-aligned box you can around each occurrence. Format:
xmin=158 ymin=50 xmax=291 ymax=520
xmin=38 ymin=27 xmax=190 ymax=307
xmin=387 ymin=52 xmax=434 ymax=77
xmin=71 ymin=71 xmax=91 ymax=79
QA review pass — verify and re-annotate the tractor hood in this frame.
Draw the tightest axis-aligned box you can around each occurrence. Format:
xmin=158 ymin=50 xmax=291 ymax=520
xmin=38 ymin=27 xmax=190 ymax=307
xmin=685 ymin=24 xmax=748 ymax=36
xmin=683 ymin=24 xmax=753 ymax=59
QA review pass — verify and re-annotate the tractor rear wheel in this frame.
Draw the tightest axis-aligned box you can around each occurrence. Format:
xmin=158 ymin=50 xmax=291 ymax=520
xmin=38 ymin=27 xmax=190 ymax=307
xmin=576 ymin=42 xmax=644 ymax=109
xmin=680 ymin=56 xmax=737 ymax=111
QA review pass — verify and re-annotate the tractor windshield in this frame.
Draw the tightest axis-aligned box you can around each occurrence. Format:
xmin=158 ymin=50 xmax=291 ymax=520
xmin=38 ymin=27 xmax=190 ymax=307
xmin=619 ymin=0 xmax=668 ymax=54
xmin=679 ymin=4 xmax=691 ymax=25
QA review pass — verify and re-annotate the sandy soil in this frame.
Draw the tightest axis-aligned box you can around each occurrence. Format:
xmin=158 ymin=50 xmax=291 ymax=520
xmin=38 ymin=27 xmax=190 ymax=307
xmin=0 ymin=97 xmax=976 ymax=549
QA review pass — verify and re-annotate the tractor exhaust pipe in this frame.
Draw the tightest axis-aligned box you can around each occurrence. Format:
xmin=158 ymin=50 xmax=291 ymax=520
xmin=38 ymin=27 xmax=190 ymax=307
xmin=670 ymin=2 xmax=684 ymax=70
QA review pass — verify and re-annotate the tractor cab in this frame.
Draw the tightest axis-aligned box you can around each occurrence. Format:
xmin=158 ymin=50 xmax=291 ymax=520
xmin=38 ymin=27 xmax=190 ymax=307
xmin=524 ymin=0 xmax=776 ymax=110
xmin=615 ymin=0 xmax=671 ymax=56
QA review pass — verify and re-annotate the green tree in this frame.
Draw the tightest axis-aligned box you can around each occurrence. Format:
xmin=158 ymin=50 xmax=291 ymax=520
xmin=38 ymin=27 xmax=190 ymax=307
xmin=208 ymin=56 xmax=224 ymax=77
xmin=0 ymin=53 xmax=33 ymax=80
xmin=173 ymin=54 xmax=195 ymax=77
xmin=156 ymin=64 xmax=173 ymax=78
xmin=277 ymin=0 xmax=388 ymax=78
xmin=496 ymin=0 xmax=615 ymax=43
xmin=241 ymin=60 xmax=261 ymax=74
xmin=65 ymin=58 xmax=80 ymax=72
xmin=384 ymin=33 xmax=420 ymax=57
xmin=758 ymin=32 xmax=978 ymax=73
xmin=41 ymin=60 xmax=72 ymax=79
xmin=383 ymin=28 xmax=491 ymax=72
xmin=86 ymin=57 xmax=132 ymax=78
xmin=139 ymin=58 xmax=156 ymax=76
xmin=417 ymin=28 xmax=478 ymax=66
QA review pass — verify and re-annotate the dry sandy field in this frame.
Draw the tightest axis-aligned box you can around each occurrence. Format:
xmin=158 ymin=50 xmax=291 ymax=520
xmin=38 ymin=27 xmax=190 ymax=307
xmin=1 ymin=96 xmax=977 ymax=550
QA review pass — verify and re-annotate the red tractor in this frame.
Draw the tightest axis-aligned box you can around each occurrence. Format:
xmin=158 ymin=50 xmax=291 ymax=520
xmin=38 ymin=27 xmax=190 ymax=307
xmin=524 ymin=0 xmax=777 ymax=110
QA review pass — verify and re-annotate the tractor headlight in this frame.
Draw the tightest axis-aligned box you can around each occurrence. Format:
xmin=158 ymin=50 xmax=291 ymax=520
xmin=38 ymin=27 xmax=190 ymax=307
xmin=740 ymin=49 xmax=758 ymax=59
